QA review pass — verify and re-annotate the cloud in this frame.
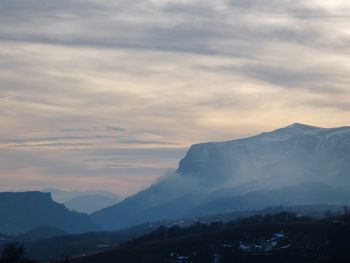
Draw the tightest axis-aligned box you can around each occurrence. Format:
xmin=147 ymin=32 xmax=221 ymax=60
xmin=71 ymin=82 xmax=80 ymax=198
xmin=59 ymin=126 xmax=125 ymax=132
xmin=0 ymin=0 xmax=350 ymax=194
xmin=0 ymin=127 xmax=176 ymax=149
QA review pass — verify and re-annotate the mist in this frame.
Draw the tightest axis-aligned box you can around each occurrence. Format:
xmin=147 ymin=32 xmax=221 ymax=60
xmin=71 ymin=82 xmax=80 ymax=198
xmin=91 ymin=123 xmax=350 ymax=230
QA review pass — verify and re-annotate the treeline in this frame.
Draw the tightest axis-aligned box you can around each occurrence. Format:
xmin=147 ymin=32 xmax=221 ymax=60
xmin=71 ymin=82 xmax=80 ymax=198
xmin=232 ymin=211 xmax=310 ymax=225
xmin=0 ymin=243 xmax=37 ymax=263
xmin=121 ymin=212 xmax=310 ymax=248
xmin=0 ymin=243 xmax=70 ymax=263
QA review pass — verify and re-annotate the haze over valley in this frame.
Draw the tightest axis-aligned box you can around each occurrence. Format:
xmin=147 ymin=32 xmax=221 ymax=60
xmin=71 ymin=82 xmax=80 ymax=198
xmin=1 ymin=0 xmax=350 ymax=262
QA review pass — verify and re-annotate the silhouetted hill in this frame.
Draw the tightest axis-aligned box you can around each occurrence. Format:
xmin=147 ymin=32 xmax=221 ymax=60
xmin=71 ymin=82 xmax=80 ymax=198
xmin=21 ymin=222 xmax=158 ymax=261
xmin=15 ymin=225 xmax=67 ymax=242
xmin=0 ymin=206 xmax=344 ymax=261
xmin=0 ymin=192 xmax=98 ymax=234
xmin=73 ymin=214 xmax=350 ymax=263
xmin=92 ymin=123 xmax=350 ymax=230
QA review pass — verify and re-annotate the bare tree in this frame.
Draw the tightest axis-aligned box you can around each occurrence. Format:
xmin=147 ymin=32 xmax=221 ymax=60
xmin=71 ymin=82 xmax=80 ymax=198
xmin=324 ymin=209 xmax=333 ymax=218
xmin=1 ymin=243 xmax=25 ymax=263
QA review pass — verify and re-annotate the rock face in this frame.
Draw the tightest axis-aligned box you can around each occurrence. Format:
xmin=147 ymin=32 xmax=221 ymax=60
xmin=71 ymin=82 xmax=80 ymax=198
xmin=92 ymin=123 xmax=350 ymax=230
xmin=0 ymin=191 xmax=98 ymax=234
xmin=178 ymin=123 xmax=350 ymax=187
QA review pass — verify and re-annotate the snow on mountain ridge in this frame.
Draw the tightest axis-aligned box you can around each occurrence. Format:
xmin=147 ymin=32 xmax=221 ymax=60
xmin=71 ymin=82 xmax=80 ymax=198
xmin=228 ymin=123 xmax=350 ymax=144
xmin=259 ymin=123 xmax=323 ymax=142
xmin=92 ymin=123 xmax=350 ymax=230
xmin=177 ymin=123 xmax=350 ymax=185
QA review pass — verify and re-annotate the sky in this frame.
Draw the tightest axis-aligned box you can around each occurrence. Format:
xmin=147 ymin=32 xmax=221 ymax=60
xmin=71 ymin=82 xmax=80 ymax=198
xmin=0 ymin=0 xmax=350 ymax=196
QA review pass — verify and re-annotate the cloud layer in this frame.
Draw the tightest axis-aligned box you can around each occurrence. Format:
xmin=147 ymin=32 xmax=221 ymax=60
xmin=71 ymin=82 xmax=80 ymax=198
xmin=1 ymin=0 xmax=350 ymax=195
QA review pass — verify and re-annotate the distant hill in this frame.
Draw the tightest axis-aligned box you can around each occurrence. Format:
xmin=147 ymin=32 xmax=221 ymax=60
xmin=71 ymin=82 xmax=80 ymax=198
xmin=45 ymin=189 xmax=122 ymax=213
xmin=0 ymin=191 xmax=98 ymax=234
xmin=16 ymin=225 xmax=67 ymax=242
xmin=92 ymin=123 xmax=350 ymax=230
xmin=46 ymin=189 xmax=121 ymax=203
xmin=64 ymin=195 xmax=122 ymax=214
xmin=22 ymin=222 xmax=159 ymax=261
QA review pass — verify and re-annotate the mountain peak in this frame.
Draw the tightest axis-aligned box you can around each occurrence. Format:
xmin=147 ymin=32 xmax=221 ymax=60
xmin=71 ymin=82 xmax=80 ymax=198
xmin=267 ymin=123 xmax=323 ymax=137
xmin=285 ymin=123 xmax=321 ymax=130
xmin=257 ymin=123 xmax=323 ymax=140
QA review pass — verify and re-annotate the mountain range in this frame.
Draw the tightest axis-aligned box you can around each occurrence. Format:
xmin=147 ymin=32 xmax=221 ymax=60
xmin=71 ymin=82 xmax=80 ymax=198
xmin=2 ymin=123 xmax=350 ymax=234
xmin=92 ymin=123 xmax=350 ymax=230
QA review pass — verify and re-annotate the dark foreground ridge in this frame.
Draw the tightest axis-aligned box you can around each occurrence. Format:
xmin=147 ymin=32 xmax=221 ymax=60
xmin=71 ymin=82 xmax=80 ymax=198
xmin=72 ymin=212 xmax=350 ymax=263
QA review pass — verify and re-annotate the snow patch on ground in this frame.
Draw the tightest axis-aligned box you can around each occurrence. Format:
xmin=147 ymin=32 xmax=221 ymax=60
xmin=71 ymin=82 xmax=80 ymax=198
xmin=238 ymin=231 xmax=288 ymax=253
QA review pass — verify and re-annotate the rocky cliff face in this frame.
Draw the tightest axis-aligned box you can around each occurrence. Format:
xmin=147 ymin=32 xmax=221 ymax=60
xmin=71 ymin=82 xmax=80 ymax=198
xmin=177 ymin=123 xmax=350 ymax=188
xmin=92 ymin=123 xmax=350 ymax=230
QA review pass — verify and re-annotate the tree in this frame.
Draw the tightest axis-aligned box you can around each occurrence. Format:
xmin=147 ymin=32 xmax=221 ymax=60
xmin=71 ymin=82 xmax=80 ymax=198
xmin=60 ymin=256 xmax=70 ymax=263
xmin=342 ymin=205 xmax=349 ymax=215
xmin=324 ymin=209 xmax=333 ymax=218
xmin=1 ymin=243 xmax=24 ymax=263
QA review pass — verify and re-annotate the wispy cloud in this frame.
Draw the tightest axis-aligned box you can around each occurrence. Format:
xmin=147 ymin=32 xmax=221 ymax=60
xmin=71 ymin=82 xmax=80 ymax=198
xmin=0 ymin=0 xmax=350 ymax=194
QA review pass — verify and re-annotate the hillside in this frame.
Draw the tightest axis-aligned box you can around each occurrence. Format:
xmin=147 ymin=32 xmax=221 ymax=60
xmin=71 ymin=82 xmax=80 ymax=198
xmin=73 ymin=213 xmax=350 ymax=263
xmin=0 ymin=205 xmax=344 ymax=261
xmin=92 ymin=123 xmax=350 ymax=230
xmin=0 ymin=192 xmax=98 ymax=234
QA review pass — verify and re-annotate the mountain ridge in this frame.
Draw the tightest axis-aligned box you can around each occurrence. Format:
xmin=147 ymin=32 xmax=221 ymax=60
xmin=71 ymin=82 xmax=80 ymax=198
xmin=92 ymin=123 xmax=350 ymax=230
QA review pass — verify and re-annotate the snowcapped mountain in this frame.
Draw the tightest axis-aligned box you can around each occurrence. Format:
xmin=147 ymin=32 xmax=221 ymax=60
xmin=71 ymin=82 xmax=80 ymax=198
xmin=92 ymin=123 xmax=350 ymax=230
xmin=179 ymin=123 xmax=350 ymax=188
